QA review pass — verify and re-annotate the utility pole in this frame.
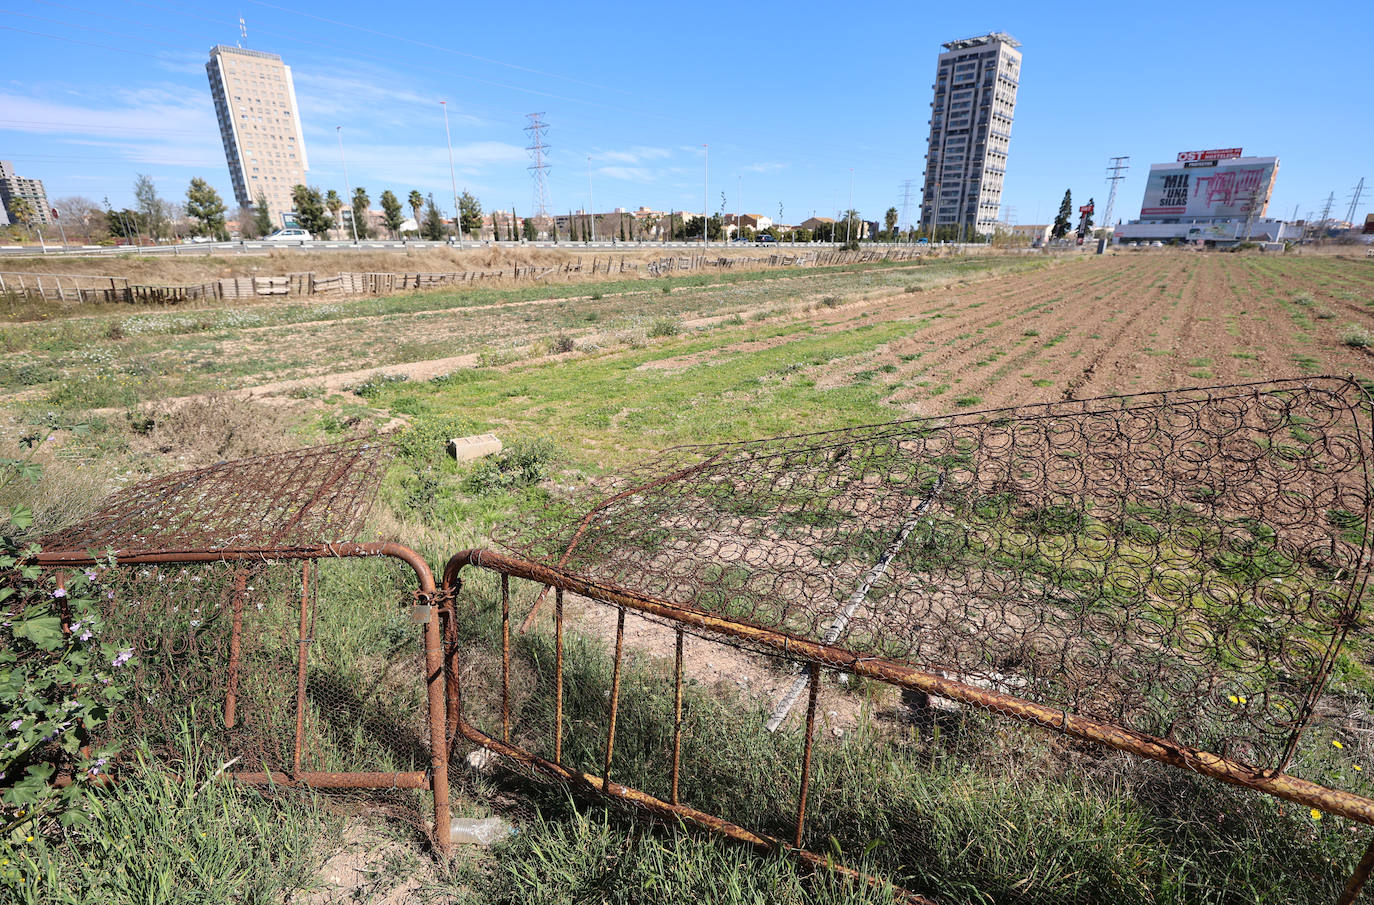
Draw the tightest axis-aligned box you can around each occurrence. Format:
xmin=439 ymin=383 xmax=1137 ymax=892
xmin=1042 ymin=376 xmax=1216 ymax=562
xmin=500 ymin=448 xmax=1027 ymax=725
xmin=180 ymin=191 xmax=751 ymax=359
xmin=1345 ymin=177 xmax=1365 ymax=227
xmin=336 ymin=126 xmax=357 ymax=243
xmin=737 ymin=173 xmax=742 ymax=242
xmin=702 ymin=144 xmax=708 ymax=249
xmin=587 ymin=156 xmax=595 ymax=243
xmin=525 ymin=113 xmax=551 ymax=219
xmin=1103 ymin=156 xmax=1129 ymax=231
xmin=441 ymin=101 xmax=460 ymax=243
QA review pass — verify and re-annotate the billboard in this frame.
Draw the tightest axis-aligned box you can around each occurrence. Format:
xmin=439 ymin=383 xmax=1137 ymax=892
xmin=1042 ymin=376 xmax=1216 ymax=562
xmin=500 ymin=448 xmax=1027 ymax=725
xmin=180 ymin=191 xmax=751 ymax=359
xmin=1139 ymin=157 xmax=1277 ymax=220
xmin=1177 ymin=148 xmax=1243 ymax=162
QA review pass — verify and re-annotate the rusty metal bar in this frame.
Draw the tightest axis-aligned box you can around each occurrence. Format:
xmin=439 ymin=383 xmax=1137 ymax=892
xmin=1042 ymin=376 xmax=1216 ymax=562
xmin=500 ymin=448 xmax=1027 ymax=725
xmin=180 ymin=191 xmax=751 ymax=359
xmin=424 ymin=595 xmax=452 ymax=854
xmin=603 ymin=606 xmax=626 ymax=790
xmin=292 ymin=561 xmax=313 ymax=776
xmin=554 ymin=586 xmax=564 ymax=766
xmin=232 ymin=770 xmax=430 ymax=790
xmin=671 ymin=627 xmax=684 ymax=807
xmin=450 ymin=710 xmax=933 ymax=904
xmin=795 ymin=666 xmax=820 ymax=849
xmin=224 ymin=569 xmax=248 ymax=729
xmin=1338 ymin=836 xmax=1374 ymax=905
xmin=442 ymin=549 xmax=1374 ymax=827
xmin=501 ymin=573 xmax=511 ymax=744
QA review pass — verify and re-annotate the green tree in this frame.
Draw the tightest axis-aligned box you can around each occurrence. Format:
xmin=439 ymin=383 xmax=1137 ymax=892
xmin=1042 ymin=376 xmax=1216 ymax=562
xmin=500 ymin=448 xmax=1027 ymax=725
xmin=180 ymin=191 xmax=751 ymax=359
xmin=184 ymin=178 xmax=228 ymax=239
xmin=492 ymin=213 xmax=501 ymax=241
xmin=7 ymin=197 xmax=35 ymax=235
xmin=1052 ymin=189 xmax=1073 ymax=240
xmin=253 ymin=192 xmax=275 ymax=237
xmin=407 ymin=190 xmax=424 ymax=233
xmin=133 ymin=174 xmax=167 ymax=240
xmin=884 ymin=206 xmax=899 ymax=241
xmin=458 ymin=191 xmax=483 ymax=239
xmin=290 ymin=184 xmax=332 ymax=237
xmin=380 ymin=190 xmax=404 ymax=238
xmin=325 ymin=190 xmax=343 ymax=238
xmin=350 ymin=187 xmax=371 ymax=239
xmin=707 ymin=213 xmax=724 ymax=241
xmin=421 ymin=193 xmax=447 ymax=240
xmin=523 ymin=217 xmax=538 ymax=241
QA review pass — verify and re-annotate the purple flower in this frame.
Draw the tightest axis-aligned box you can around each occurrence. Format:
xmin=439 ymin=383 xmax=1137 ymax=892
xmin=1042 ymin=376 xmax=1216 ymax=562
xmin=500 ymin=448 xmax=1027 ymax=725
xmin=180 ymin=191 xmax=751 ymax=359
xmin=88 ymin=756 xmax=108 ymax=776
xmin=84 ymin=570 xmax=97 ymax=582
xmin=79 ymin=628 xmax=93 ymax=642
xmin=112 ymin=648 xmax=133 ymax=668
xmin=9 ymin=719 xmax=21 ymax=730
xmin=53 ymin=588 xmax=67 ymax=599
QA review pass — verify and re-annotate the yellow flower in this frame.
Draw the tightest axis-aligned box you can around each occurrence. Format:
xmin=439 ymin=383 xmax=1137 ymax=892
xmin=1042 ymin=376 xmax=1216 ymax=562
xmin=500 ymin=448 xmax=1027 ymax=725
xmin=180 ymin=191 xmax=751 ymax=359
xmin=1333 ymin=740 xmax=1345 ymax=749
xmin=200 ymin=832 xmax=207 ymax=837
xmin=1311 ymin=809 xmax=1323 ymax=820
xmin=24 ymin=836 xmax=33 ymax=843
xmin=1228 ymin=695 xmax=1238 ymax=704
xmin=1356 ymin=765 xmax=1364 ymax=772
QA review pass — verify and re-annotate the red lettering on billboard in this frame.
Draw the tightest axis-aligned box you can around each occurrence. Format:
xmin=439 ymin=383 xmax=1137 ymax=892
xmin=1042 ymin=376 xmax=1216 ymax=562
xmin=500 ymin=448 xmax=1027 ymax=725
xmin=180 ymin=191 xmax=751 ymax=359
xmin=1176 ymin=148 xmax=1243 ymax=162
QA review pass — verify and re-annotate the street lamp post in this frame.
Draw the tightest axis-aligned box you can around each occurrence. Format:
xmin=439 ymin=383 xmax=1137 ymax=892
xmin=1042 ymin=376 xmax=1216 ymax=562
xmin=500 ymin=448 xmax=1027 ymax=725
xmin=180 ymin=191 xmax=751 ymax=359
xmin=337 ymin=126 xmax=358 ymax=243
xmin=846 ymin=168 xmax=854 ymax=246
xmin=587 ymin=156 xmax=595 ymax=243
xmin=441 ymin=101 xmax=462 ymax=244
xmin=702 ymin=144 xmax=708 ymax=249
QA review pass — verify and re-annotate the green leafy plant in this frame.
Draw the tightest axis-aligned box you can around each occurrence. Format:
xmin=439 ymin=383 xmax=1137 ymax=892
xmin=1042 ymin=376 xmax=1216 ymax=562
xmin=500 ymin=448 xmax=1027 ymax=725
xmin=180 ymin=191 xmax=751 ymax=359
xmin=462 ymin=438 xmax=558 ymax=495
xmin=1 ymin=428 xmax=129 ymax=831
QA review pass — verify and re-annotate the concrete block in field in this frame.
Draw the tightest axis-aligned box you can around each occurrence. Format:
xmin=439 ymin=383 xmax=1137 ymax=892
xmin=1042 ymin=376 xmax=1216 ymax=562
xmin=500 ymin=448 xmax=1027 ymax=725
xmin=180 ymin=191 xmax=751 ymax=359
xmin=447 ymin=433 xmax=502 ymax=461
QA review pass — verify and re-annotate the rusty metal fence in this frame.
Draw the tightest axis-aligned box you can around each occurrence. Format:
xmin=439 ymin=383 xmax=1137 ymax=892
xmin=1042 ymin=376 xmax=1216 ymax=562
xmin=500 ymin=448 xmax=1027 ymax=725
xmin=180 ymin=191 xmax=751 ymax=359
xmin=441 ymin=376 xmax=1374 ymax=901
xmin=14 ymin=377 xmax=1374 ymax=899
xmin=29 ymin=439 xmax=453 ymax=850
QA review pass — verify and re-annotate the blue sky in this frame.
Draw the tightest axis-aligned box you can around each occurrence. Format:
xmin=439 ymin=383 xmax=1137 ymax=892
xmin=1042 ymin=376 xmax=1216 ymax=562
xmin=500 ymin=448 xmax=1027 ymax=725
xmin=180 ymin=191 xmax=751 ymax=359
xmin=2 ymin=0 xmax=1371 ymax=227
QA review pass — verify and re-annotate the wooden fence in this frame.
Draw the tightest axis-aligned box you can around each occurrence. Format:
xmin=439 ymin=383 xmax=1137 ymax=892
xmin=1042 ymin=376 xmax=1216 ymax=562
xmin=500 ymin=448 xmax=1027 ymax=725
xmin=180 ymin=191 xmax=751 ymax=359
xmin=0 ymin=247 xmax=929 ymax=307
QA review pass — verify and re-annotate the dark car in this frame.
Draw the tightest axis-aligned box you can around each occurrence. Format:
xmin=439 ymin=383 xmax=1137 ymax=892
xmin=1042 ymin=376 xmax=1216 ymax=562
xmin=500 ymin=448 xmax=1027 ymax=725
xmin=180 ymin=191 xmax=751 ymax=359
xmin=757 ymin=234 xmax=777 ymax=244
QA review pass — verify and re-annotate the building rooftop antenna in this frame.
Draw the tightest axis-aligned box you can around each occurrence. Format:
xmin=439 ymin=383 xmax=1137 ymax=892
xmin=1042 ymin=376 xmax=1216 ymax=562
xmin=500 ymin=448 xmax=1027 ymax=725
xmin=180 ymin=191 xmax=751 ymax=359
xmin=238 ymin=16 xmax=247 ymax=47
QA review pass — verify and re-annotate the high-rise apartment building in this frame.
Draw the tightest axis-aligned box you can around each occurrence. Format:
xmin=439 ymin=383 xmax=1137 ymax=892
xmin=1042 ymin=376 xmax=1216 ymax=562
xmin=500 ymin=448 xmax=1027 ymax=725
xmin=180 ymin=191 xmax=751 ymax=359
xmin=206 ymin=45 xmax=308 ymax=227
xmin=0 ymin=160 xmax=53 ymax=227
xmin=918 ymin=33 xmax=1021 ymax=239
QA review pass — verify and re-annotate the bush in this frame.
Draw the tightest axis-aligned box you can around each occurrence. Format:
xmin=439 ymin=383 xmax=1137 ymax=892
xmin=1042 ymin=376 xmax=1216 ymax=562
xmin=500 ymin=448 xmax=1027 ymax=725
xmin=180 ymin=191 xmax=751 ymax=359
xmin=462 ymin=438 xmax=558 ymax=495
xmin=820 ymin=295 xmax=841 ymax=309
xmin=648 ymin=318 xmax=681 ymax=338
xmin=1342 ymin=328 xmax=1371 ymax=349
xmin=547 ymin=334 xmax=576 ymax=355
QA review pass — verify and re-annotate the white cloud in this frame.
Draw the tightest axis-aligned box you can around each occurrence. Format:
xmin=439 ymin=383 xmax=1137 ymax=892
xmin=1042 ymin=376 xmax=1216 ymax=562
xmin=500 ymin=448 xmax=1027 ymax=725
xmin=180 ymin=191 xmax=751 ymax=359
xmin=743 ymin=161 xmax=788 ymax=173
xmin=590 ymin=146 xmax=671 ymax=164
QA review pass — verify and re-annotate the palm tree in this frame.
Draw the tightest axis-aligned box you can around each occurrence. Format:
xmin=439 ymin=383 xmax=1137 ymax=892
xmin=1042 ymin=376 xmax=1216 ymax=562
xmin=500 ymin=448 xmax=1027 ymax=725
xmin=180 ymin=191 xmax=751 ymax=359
xmin=408 ymin=190 xmax=423 ymax=235
xmin=325 ymin=190 xmax=343 ymax=240
xmin=7 ymin=198 xmax=37 ymax=241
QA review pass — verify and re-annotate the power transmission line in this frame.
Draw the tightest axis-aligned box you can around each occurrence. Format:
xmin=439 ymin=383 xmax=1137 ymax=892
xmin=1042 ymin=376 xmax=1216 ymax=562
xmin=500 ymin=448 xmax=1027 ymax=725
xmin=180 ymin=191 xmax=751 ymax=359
xmin=898 ymin=179 xmax=915 ymax=239
xmin=1345 ymin=177 xmax=1365 ymax=226
xmin=1102 ymin=156 xmax=1129 ymax=229
xmin=525 ymin=113 xmax=551 ymax=219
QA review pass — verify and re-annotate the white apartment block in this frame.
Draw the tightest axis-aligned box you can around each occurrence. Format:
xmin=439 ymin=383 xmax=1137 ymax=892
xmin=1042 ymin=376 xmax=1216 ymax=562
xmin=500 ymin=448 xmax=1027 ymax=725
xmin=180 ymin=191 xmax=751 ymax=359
xmin=0 ymin=160 xmax=53 ymax=226
xmin=919 ymin=33 xmax=1021 ymax=238
xmin=206 ymin=45 xmax=309 ymax=226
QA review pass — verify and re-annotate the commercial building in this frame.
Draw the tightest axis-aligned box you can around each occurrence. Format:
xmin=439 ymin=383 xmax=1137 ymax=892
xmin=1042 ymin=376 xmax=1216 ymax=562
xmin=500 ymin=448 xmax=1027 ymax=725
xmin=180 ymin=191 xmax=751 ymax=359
xmin=206 ymin=45 xmax=308 ymax=228
xmin=919 ymin=33 xmax=1021 ymax=239
xmin=0 ymin=160 xmax=53 ymax=226
xmin=1115 ymin=149 xmax=1296 ymax=246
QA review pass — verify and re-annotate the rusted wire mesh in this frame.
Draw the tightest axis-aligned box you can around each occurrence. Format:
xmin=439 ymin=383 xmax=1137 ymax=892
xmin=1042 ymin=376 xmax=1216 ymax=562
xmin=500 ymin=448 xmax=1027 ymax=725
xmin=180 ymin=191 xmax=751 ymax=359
xmin=498 ymin=377 xmax=1373 ymax=776
xmin=38 ymin=436 xmax=391 ymax=555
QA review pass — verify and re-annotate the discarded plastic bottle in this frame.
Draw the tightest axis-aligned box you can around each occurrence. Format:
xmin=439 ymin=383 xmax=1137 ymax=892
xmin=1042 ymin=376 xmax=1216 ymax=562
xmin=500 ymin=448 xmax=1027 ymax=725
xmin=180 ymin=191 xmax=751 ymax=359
xmin=449 ymin=816 xmax=517 ymax=846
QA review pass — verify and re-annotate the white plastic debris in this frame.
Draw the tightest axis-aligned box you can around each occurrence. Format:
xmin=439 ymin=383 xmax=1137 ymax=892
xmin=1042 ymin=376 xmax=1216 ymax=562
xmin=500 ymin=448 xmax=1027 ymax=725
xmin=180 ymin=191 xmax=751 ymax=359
xmin=449 ymin=816 xmax=516 ymax=846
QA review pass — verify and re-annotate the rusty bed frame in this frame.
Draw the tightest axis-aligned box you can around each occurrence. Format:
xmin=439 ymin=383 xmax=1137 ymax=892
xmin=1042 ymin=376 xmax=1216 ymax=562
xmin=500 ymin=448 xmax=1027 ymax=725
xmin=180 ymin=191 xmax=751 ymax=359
xmin=20 ymin=377 xmax=1374 ymax=901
